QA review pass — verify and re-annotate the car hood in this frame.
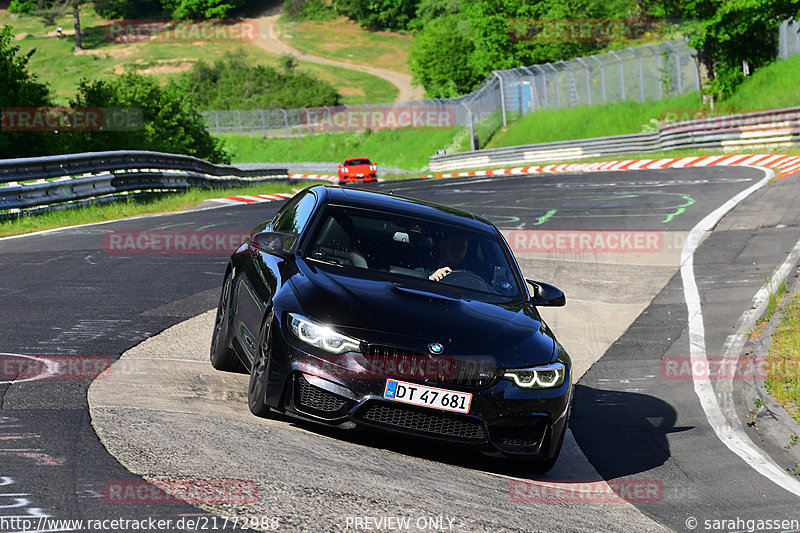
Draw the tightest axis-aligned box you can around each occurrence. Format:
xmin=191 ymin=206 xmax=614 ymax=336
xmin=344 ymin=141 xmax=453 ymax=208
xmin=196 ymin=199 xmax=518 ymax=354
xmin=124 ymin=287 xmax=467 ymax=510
xmin=289 ymin=260 xmax=556 ymax=367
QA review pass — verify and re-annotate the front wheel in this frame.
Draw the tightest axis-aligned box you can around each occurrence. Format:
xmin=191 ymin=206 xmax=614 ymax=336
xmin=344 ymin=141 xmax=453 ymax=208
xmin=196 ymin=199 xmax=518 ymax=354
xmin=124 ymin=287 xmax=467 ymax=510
xmin=248 ymin=313 xmax=275 ymax=418
xmin=210 ymin=272 xmax=245 ymax=373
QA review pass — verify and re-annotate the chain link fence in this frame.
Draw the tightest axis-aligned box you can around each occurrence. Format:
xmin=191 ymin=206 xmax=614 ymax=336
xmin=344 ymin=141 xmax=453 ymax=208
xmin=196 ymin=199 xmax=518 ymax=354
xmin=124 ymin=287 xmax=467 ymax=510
xmin=779 ymin=19 xmax=800 ymax=59
xmin=203 ymin=39 xmax=699 ymax=150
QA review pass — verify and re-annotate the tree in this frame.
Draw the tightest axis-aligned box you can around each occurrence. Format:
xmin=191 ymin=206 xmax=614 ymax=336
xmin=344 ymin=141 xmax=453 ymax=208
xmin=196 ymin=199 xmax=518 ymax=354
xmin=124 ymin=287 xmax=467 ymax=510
xmin=68 ymin=73 xmax=230 ymax=163
xmin=650 ymin=0 xmax=799 ymax=100
xmin=161 ymin=0 xmax=247 ymax=19
xmin=0 ymin=25 xmax=62 ymax=158
xmin=409 ymin=15 xmax=481 ymax=97
xmin=333 ymin=0 xmax=420 ymax=31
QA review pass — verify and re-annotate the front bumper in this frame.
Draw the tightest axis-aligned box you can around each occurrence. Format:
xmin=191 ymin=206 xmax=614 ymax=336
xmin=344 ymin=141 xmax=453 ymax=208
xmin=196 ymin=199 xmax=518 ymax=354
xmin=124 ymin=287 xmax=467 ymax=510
xmin=266 ymin=337 xmax=571 ymax=459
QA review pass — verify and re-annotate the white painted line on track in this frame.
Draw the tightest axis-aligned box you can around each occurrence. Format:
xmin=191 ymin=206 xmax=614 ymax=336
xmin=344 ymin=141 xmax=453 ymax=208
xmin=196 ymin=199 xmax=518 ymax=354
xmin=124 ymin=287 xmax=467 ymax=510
xmin=680 ymin=166 xmax=800 ymax=498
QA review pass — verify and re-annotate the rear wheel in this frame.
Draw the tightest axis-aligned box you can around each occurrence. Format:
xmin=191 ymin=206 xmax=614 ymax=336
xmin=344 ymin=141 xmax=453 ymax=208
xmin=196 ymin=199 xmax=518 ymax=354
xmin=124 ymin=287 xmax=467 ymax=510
xmin=210 ymin=272 xmax=245 ymax=372
xmin=248 ymin=313 xmax=275 ymax=418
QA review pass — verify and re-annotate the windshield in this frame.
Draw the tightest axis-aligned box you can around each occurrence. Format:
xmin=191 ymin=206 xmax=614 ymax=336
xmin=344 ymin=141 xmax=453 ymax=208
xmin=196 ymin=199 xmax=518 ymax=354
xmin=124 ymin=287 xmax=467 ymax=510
xmin=304 ymin=206 xmax=523 ymax=300
xmin=346 ymin=159 xmax=371 ymax=165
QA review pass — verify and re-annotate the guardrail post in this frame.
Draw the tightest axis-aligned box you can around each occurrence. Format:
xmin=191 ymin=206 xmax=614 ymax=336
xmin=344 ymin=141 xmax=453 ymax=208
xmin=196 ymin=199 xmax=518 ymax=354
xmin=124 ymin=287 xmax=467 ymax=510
xmin=574 ymin=58 xmax=591 ymax=106
xmin=492 ymin=71 xmax=507 ymax=127
xmin=609 ymin=50 xmax=625 ymax=101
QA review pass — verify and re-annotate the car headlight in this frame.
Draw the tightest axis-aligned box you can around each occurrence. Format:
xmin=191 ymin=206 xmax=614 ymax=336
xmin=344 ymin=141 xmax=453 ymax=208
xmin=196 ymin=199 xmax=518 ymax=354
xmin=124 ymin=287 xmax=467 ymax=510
xmin=502 ymin=363 xmax=566 ymax=389
xmin=289 ymin=314 xmax=361 ymax=354
xmin=342 ymin=167 xmax=348 ymax=173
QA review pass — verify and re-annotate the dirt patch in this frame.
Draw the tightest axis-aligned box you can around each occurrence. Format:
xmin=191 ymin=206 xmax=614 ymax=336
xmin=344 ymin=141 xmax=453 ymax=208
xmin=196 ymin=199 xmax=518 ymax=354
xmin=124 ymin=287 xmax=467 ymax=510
xmin=75 ymin=45 xmax=138 ymax=58
xmin=115 ymin=58 xmax=196 ymax=75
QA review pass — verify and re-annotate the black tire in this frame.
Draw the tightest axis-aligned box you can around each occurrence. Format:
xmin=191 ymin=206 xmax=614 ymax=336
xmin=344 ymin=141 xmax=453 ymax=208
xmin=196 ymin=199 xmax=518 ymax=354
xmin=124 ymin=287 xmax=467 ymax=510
xmin=210 ymin=272 xmax=245 ymax=373
xmin=248 ymin=312 xmax=274 ymax=418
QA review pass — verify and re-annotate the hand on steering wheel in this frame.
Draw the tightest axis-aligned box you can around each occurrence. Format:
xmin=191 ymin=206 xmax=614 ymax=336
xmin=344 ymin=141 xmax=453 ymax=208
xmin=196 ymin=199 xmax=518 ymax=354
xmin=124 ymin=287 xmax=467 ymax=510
xmin=428 ymin=266 xmax=452 ymax=281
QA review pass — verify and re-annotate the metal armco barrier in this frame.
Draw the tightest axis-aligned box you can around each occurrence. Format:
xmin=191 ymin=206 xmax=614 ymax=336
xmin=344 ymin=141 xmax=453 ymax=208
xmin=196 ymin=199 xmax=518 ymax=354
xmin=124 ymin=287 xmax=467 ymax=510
xmin=0 ymin=150 xmax=289 ymax=215
xmin=429 ymin=107 xmax=800 ymax=172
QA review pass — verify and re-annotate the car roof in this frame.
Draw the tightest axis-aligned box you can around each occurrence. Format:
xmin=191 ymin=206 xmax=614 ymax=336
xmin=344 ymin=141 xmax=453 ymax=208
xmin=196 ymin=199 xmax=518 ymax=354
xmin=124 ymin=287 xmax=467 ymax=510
xmin=311 ymin=185 xmax=496 ymax=233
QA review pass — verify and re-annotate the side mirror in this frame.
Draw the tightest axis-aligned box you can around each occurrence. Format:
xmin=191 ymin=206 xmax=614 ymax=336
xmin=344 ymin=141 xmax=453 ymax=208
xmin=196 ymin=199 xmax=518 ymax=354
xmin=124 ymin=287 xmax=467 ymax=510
xmin=251 ymin=231 xmax=296 ymax=256
xmin=526 ymin=279 xmax=566 ymax=307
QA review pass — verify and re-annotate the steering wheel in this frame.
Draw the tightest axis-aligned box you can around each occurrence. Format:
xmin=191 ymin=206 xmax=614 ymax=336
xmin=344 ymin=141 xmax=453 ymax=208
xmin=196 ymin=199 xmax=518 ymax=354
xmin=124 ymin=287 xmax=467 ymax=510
xmin=440 ymin=270 xmax=493 ymax=292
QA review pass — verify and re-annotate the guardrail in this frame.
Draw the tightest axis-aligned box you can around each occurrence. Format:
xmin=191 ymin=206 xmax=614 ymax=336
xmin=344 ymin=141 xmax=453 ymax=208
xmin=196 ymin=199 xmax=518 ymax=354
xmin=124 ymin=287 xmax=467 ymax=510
xmin=429 ymin=107 xmax=800 ymax=172
xmin=0 ymin=150 xmax=289 ymax=216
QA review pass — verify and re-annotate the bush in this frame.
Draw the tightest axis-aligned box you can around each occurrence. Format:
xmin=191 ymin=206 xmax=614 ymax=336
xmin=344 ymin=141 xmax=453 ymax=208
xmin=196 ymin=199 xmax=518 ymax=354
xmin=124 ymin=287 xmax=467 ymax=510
xmin=179 ymin=51 xmax=341 ymax=110
xmin=66 ymin=73 xmax=230 ymax=163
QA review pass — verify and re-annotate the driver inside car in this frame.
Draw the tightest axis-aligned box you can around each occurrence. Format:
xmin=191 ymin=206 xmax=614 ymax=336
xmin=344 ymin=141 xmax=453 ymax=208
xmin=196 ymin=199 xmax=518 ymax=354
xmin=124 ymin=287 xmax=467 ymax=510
xmin=428 ymin=233 xmax=469 ymax=281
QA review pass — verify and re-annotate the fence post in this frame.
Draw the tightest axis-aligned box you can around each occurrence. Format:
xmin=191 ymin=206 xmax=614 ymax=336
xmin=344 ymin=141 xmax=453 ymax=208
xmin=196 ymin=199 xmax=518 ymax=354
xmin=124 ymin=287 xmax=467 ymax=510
xmin=645 ymin=45 xmax=663 ymax=100
xmin=257 ymin=110 xmax=266 ymax=137
xmin=609 ymin=50 xmax=625 ymax=101
xmin=666 ymin=41 xmax=682 ymax=94
xmin=235 ymin=110 xmax=243 ymax=134
xmin=493 ymin=71 xmax=507 ymax=127
xmin=628 ymin=48 xmax=645 ymax=102
xmin=460 ymin=101 xmax=475 ymax=151
xmin=546 ymin=63 xmax=560 ymax=108
xmin=521 ymin=67 xmax=537 ymax=112
xmin=590 ymin=55 xmax=606 ymax=103
xmin=532 ymin=65 xmax=548 ymax=109
xmin=574 ymin=57 xmax=591 ymax=106
xmin=280 ymin=108 xmax=290 ymax=139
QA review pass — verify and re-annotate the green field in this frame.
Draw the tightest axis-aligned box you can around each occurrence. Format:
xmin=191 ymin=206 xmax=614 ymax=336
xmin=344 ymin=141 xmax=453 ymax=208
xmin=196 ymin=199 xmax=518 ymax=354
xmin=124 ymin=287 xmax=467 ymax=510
xmin=1 ymin=9 xmax=397 ymax=105
xmin=278 ymin=16 xmax=414 ymax=75
xmin=222 ymin=127 xmax=467 ymax=171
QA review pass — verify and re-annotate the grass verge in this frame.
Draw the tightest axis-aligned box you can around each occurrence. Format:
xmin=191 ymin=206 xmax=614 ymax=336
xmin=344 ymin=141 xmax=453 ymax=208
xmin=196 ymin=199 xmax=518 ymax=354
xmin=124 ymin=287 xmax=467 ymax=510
xmin=0 ymin=183 xmax=308 ymax=238
xmin=765 ymin=279 xmax=800 ymax=424
xmin=221 ymin=127 xmax=466 ymax=171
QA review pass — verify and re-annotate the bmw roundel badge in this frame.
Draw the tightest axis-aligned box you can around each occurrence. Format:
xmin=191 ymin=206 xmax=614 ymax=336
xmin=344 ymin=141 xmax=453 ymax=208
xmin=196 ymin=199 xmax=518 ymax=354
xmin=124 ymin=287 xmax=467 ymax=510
xmin=428 ymin=343 xmax=444 ymax=355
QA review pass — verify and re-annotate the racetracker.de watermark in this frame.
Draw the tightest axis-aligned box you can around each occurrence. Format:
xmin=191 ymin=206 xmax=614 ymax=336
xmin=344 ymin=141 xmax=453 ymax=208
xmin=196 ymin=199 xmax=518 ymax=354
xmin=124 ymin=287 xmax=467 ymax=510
xmin=661 ymin=356 xmax=800 ymax=381
xmin=510 ymin=479 xmax=664 ymax=503
xmin=507 ymin=18 xmax=675 ymax=43
xmin=301 ymin=106 xmax=456 ymax=133
xmin=1 ymin=355 xmax=111 ymax=380
xmin=104 ymin=231 xmax=250 ymax=254
xmin=105 ymin=19 xmax=258 ymax=43
xmin=300 ymin=354 xmax=461 ymax=381
xmin=104 ymin=480 xmax=258 ymax=505
xmin=660 ymin=109 xmax=800 ymax=128
xmin=509 ymin=230 xmax=665 ymax=253
xmin=1 ymin=107 xmax=142 ymax=131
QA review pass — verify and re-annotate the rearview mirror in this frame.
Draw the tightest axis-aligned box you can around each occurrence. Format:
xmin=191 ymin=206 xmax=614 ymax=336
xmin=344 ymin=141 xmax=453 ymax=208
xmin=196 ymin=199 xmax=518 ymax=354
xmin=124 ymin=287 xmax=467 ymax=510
xmin=526 ymin=279 xmax=566 ymax=307
xmin=251 ymin=231 xmax=296 ymax=256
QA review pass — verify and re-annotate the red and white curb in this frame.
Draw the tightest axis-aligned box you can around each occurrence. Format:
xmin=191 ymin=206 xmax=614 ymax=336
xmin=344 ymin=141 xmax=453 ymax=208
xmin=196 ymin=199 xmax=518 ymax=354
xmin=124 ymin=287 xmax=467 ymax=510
xmin=209 ymin=174 xmax=337 ymax=205
xmin=423 ymin=153 xmax=800 ymax=179
xmin=210 ymin=192 xmax=295 ymax=205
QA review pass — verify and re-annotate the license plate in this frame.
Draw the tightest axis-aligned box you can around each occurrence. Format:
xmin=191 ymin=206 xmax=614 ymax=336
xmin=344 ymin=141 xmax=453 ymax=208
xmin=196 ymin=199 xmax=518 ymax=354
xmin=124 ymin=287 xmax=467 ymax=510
xmin=383 ymin=379 xmax=472 ymax=414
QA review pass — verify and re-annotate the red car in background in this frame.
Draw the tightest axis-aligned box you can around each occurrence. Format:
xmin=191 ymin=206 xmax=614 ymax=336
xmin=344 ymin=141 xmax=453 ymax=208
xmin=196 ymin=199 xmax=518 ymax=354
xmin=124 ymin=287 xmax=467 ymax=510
xmin=338 ymin=157 xmax=378 ymax=182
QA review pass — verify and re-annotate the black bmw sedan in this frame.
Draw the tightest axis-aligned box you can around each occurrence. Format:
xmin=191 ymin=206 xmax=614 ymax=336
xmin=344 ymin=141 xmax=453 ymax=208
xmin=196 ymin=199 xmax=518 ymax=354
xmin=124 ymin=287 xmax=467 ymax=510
xmin=211 ymin=184 xmax=572 ymax=472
